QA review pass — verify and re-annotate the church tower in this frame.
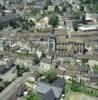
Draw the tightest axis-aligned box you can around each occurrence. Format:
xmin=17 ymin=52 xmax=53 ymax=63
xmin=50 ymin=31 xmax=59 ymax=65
xmin=48 ymin=28 xmax=56 ymax=52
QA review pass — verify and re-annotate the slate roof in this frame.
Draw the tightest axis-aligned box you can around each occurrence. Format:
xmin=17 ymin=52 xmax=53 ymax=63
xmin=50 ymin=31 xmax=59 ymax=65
xmin=52 ymin=78 xmax=65 ymax=88
xmin=43 ymin=89 xmax=55 ymax=100
xmin=36 ymin=82 xmax=63 ymax=99
xmin=89 ymin=73 xmax=98 ymax=78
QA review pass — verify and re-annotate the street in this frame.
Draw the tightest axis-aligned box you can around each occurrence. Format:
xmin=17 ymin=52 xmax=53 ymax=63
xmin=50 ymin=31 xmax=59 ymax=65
xmin=0 ymin=72 xmax=32 ymax=100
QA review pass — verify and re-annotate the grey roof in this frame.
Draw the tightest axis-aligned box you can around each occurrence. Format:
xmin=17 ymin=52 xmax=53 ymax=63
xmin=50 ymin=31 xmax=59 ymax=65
xmin=52 ymin=78 xmax=65 ymax=88
xmin=89 ymin=73 xmax=98 ymax=78
xmin=41 ymin=57 xmax=51 ymax=64
xmin=43 ymin=89 xmax=55 ymax=100
xmin=36 ymin=82 xmax=63 ymax=99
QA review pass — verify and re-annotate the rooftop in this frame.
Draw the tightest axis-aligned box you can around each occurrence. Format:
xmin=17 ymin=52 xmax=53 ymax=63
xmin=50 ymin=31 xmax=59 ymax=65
xmin=78 ymin=24 xmax=98 ymax=31
xmin=41 ymin=57 xmax=52 ymax=64
xmin=36 ymin=82 xmax=63 ymax=99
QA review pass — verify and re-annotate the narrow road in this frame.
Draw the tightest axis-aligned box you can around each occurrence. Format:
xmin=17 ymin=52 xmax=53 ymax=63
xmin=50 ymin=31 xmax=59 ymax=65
xmin=0 ymin=72 xmax=32 ymax=100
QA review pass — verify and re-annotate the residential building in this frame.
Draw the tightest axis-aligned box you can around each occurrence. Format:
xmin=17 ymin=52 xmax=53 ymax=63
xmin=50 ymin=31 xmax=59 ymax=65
xmin=36 ymin=78 xmax=65 ymax=100
xmin=40 ymin=57 xmax=52 ymax=71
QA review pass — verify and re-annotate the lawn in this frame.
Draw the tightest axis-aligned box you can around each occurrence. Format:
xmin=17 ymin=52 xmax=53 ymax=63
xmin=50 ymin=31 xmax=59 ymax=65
xmin=65 ymin=81 xmax=98 ymax=98
xmin=65 ymin=91 xmax=98 ymax=100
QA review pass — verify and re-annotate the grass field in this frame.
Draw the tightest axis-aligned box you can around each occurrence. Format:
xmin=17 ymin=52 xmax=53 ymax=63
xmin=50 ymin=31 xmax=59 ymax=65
xmin=65 ymin=91 xmax=98 ymax=100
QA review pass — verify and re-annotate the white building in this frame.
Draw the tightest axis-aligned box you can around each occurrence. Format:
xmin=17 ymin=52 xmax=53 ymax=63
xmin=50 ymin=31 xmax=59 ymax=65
xmin=40 ymin=57 xmax=52 ymax=71
xmin=78 ymin=24 xmax=98 ymax=32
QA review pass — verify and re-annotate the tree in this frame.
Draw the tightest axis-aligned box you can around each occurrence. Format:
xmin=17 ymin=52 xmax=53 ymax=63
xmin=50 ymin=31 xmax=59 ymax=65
xmin=16 ymin=65 xmax=23 ymax=77
xmin=72 ymin=21 xmax=79 ymax=31
xmin=12 ymin=9 xmax=16 ymax=14
xmin=9 ymin=21 xmax=20 ymax=29
xmin=49 ymin=15 xmax=59 ymax=28
xmin=26 ymin=92 xmax=40 ymax=100
xmin=0 ymin=4 xmax=2 ymax=10
xmin=91 ymin=3 xmax=98 ymax=13
xmin=62 ymin=6 xmax=66 ymax=12
xmin=45 ymin=68 xmax=57 ymax=83
xmin=28 ymin=20 xmax=35 ymax=27
xmin=81 ymin=14 xmax=86 ymax=24
xmin=54 ymin=5 xmax=60 ymax=13
xmin=3 ymin=44 xmax=10 ymax=51
xmin=21 ymin=21 xmax=29 ymax=31
xmin=2 ymin=5 xmax=6 ymax=10
xmin=80 ymin=5 xmax=84 ymax=12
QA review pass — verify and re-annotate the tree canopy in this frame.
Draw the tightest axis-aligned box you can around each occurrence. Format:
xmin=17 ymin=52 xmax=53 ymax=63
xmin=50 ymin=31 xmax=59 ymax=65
xmin=54 ymin=5 xmax=60 ymax=13
xmin=49 ymin=15 xmax=59 ymax=27
xmin=26 ymin=92 xmax=41 ymax=100
xmin=45 ymin=68 xmax=57 ymax=83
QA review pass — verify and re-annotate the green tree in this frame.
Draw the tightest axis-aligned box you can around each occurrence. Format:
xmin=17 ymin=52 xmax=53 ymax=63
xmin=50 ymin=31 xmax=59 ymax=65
xmin=21 ymin=21 xmax=29 ymax=31
xmin=28 ymin=20 xmax=35 ymax=27
xmin=16 ymin=65 xmax=23 ymax=77
xmin=3 ymin=44 xmax=10 ymax=51
xmin=49 ymin=15 xmax=59 ymax=28
xmin=2 ymin=5 xmax=6 ymax=10
xmin=54 ymin=5 xmax=60 ymax=13
xmin=26 ymin=92 xmax=40 ymax=100
xmin=72 ymin=21 xmax=79 ymax=31
xmin=45 ymin=68 xmax=57 ymax=83
xmin=91 ymin=3 xmax=98 ymax=13
xmin=62 ymin=6 xmax=66 ymax=12
xmin=0 ymin=4 xmax=2 ymax=10
xmin=80 ymin=5 xmax=84 ymax=12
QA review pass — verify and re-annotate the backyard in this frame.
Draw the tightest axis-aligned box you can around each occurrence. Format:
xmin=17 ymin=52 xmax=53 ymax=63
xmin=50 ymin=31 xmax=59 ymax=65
xmin=65 ymin=81 xmax=98 ymax=100
xmin=65 ymin=91 xmax=98 ymax=100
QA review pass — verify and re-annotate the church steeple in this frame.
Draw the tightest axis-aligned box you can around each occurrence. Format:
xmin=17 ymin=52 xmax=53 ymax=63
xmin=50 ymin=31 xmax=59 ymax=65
xmin=49 ymin=28 xmax=56 ymax=51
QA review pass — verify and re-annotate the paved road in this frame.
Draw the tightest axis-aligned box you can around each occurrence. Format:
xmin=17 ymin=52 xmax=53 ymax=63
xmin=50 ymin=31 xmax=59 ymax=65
xmin=0 ymin=67 xmax=16 ymax=81
xmin=0 ymin=72 xmax=32 ymax=100
xmin=0 ymin=64 xmax=40 ymax=100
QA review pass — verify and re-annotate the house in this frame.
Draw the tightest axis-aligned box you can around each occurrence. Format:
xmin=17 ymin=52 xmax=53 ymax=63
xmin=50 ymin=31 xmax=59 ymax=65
xmin=78 ymin=24 xmax=98 ymax=32
xmin=0 ymin=65 xmax=8 ymax=74
xmin=0 ymin=11 xmax=22 ymax=26
xmin=40 ymin=57 xmax=52 ymax=71
xmin=48 ymin=6 xmax=55 ymax=12
xmin=85 ymin=13 xmax=98 ymax=23
xmin=36 ymin=78 xmax=65 ymax=100
xmin=51 ymin=0 xmax=64 ymax=5
xmin=28 ymin=71 xmax=40 ymax=82
xmin=15 ymin=57 xmax=32 ymax=67
xmin=85 ymin=13 xmax=93 ymax=22
xmin=0 ymin=56 xmax=15 ymax=74
xmin=52 ymin=78 xmax=65 ymax=89
xmin=89 ymin=73 xmax=98 ymax=82
xmin=42 ymin=89 xmax=55 ymax=100
xmin=23 ymin=0 xmax=33 ymax=6
xmin=88 ymin=60 xmax=98 ymax=67
xmin=32 ymin=1 xmax=45 ymax=12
